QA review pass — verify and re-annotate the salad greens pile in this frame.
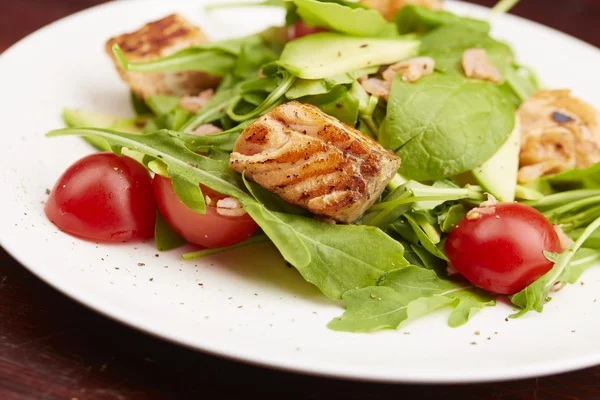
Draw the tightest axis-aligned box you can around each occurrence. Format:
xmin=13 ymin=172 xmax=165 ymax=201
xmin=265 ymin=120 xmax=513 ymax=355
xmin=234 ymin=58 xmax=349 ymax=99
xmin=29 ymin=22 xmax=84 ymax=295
xmin=50 ymin=0 xmax=600 ymax=333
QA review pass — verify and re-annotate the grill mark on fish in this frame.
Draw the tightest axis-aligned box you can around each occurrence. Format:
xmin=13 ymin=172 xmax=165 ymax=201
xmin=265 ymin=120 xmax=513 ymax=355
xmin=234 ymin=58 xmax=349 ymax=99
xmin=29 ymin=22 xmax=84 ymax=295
xmin=229 ymin=101 xmax=401 ymax=223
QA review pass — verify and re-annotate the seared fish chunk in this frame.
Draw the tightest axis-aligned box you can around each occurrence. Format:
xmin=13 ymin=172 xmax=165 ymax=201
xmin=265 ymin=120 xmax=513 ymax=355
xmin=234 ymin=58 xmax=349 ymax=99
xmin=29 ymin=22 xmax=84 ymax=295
xmin=518 ymin=90 xmax=600 ymax=182
xmin=229 ymin=102 xmax=401 ymax=224
xmin=105 ymin=14 xmax=220 ymax=99
xmin=361 ymin=0 xmax=444 ymax=21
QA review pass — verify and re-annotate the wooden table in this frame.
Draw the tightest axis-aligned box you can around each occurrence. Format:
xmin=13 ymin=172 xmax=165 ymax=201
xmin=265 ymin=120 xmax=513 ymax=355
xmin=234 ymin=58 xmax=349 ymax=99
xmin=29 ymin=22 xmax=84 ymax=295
xmin=1 ymin=1 xmax=600 ymax=399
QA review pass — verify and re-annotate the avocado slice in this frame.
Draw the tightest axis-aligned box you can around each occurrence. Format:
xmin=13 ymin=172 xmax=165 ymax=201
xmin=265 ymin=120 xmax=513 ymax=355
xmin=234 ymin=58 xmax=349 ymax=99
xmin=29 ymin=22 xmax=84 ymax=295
xmin=472 ymin=119 xmax=521 ymax=202
xmin=279 ymin=32 xmax=419 ymax=79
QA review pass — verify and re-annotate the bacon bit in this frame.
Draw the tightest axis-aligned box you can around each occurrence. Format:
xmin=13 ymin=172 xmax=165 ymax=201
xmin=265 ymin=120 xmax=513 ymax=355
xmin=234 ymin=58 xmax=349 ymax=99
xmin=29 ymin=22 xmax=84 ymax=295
xmin=191 ymin=123 xmax=223 ymax=136
xmin=179 ymin=89 xmax=214 ymax=113
xmin=360 ymin=77 xmax=392 ymax=101
xmin=446 ymin=263 xmax=459 ymax=276
xmin=462 ymin=49 xmax=502 ymax=83
xmin=382 ymin=57 xmax=435 ymax=83
xmin=466 ymin=194 xmax=499 ymax=220
xmin=216 ymin=197 xmax=247 ymax=217
xmin=553 ymin=224 xmax=575 ymax=251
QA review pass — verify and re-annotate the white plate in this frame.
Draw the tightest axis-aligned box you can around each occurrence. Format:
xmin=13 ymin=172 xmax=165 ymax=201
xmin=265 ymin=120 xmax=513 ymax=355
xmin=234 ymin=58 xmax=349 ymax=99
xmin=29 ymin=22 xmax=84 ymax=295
xmin=1 ymin=0 xmax=599 ymax=384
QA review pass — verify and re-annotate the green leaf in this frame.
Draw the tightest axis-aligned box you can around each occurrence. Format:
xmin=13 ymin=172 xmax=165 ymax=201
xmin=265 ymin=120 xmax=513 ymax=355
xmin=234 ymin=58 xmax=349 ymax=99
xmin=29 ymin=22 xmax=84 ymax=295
xmin=243 ymin=203 xmax=410 ymax=298
xmin=567 ymin=248 xmax=600 ymax=284
xmin=294 ymin=0 xmax=397 ymax=37
xmin=394 ymin=5 xmax=490 ymax=34
xmin=405 ymin=213 xmax=447 ymax=261
xmin=419 ymin=25 xmax=514 ymax=78
xmin=278 ymin=32 xmax=419 ymax=79
xmin=511 ymin=216 xmax=600 ymax=317
xmin=130 ymin=92 xmax=153 ymax=116
xmin=145 ymin=95 xmax=181 ymax=116
xmin=47 ymin=128 xmax=411 ymax=299
xmin=328 ymin=266 xmax=495 ymax=332
xmin=155 ymin=211 xmax=187 ymax=251
xmin=381 ymin=73 xmax=515 ymax=181
xmin=112 ymin=35 xmax=264 ymax=74
xmin=171 ymin=121 xmax=251 ymax=153
xmin=437 ymin=203 xmax=467 ymax=233
xmin=299 ymin=85 xmax=360 ymax=125
xmin=171 ymin=175 xmax=206 ymax=214
xmin=182 ymin=234 xmax=271 ymax=260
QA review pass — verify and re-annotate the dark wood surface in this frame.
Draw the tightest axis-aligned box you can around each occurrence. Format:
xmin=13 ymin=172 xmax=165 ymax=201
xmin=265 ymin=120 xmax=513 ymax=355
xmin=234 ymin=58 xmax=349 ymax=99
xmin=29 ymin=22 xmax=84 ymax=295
xmin=2 ymin=1 xmax=600 ymax=399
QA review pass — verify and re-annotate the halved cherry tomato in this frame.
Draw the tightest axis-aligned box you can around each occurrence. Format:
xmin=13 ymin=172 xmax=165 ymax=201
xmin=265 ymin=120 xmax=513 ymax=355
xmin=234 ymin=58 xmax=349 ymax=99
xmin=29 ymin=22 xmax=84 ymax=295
xmin=152 ymin=175 xmax=259 ymax=248
xmin=45 ymin=153 xmax=156 ymax=242
xmin=288 ymin=21 xmax=327 ymax=40
xmin=445 ymin=203 xmax=562 ymax=295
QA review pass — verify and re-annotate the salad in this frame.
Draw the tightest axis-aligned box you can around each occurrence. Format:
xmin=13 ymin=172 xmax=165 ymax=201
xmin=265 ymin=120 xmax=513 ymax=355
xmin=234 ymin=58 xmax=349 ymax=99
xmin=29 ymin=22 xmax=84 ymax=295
xmin=44 ymin=0 xmax=600 ymax=333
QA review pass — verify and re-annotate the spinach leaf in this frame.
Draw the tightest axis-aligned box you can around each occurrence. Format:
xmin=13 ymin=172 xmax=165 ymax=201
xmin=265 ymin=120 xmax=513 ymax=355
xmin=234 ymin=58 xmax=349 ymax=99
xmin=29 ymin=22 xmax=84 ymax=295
xmin=420 ymin=25 xmax=514 ymax=77
xmin=394 ymin=5 xmax=490 ymax=34
xmin=294 ymin=0 xmax=397 ymax=37
xmin=511 ymin=216 xmax=600 ymax=317
xmin=47 ymin=128 xmax=410 ymax=299
xmin=380 ymin=73 xmax=515 ymax=181
xmin=328 ymin=266 xmax=495 ymax=332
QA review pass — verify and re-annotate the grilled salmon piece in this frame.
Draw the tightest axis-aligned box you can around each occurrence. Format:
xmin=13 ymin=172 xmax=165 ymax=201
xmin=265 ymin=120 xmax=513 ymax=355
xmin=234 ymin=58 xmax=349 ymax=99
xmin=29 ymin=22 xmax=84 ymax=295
xmin=105 ymin=14 xmax=220 ymax=99
xmin=229 ymin=101 xmax=401 ymax=223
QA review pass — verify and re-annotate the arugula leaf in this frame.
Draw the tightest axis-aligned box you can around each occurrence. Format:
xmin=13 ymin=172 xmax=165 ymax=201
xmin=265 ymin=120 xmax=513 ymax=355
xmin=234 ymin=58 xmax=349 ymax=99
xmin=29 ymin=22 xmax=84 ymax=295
xmin=394 ymin=5 xmax=490 ymax=34
xmin=294 ymin=0 xmax=397 ymax=37
xmin=114 ymin=46 xmax=236 ymax=75
xmin=47 ymin=128 xmax=411 ymax=299
xmin=145 ymin=95 xmax=181 ymax=116
xmin=155 ymin=211 xmax=187 ymax=251
xmin=182 ymin=234 xmax=271 ymax=260
xmin=112 ymin=35 xmax=264 ymax=74
xmin=278 ymin=32 xmax=419 ymax=79
xmin=286 ymin=67 xmax=377 ymax=99
xmin=511 ymin=216 xmax=600 ymax=317
xmin=328 ymin=266 xmax=495 ymax=332
xmin=405 ymin=213 xmax=447 ymax=261
xmin=171 ymin=175 xmax=206 ymax=214
xmin=567 ymin=248 xmax=600 ymax=284
xmin=380 ymin=73 xmax=515 ymax=181
xmin=171 ymin=121 xmax=251 ymax=153
xmin=130 ymin=92 xmax=152 ymax=116
xmin=299 ymin=85 xmax=360 ymax=125
xmin=438 ymin=203 xmax=467 ymax=233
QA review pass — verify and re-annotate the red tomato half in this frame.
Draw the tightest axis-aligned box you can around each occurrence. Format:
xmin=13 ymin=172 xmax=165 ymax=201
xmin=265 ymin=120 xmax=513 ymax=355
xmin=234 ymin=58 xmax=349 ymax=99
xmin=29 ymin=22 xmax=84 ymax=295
xmin=153 ymin=175 xmax=259 ymax=248
xmin=288 ymin=21 xmax=327 ymax=40
xmin=445 ymin=203 xmax=562 ymax=295
xmin=45 ymin=153 xmax=156 ymax=242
